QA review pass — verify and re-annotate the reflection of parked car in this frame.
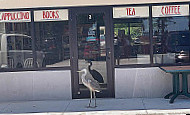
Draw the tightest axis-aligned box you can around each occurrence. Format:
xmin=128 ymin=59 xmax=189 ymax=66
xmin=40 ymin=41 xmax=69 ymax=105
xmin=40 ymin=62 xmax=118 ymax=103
xmin=175 ymin=51 xmax=189 ymax=63
xmin=167 ymin=31 xmax=190 ymax=63
xmin=0 ymin=34 xmax=44 ymax=68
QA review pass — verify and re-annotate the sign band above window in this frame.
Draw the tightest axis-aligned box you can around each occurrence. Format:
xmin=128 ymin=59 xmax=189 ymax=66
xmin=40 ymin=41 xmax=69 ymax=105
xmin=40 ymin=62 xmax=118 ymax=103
xmin=152 ymin=4 xmax=189 ymax=17
xmin=0 ymin=11 xmax=31 ymax=22
xmin=34 ymin=9 xmax=68 ymax=22
xmin=113 ymin=6 xmax=149 ymax=18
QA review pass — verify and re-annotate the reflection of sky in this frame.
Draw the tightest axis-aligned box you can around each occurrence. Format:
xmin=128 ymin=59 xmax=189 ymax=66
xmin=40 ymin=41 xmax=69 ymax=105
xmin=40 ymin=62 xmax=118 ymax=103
xmin=165 ymin=17 xmax=189 ymax=32
xmin=153 ymin=17 xmax=189 ymax=33
xmin=143 ymin=19 xmax=149 ymax=32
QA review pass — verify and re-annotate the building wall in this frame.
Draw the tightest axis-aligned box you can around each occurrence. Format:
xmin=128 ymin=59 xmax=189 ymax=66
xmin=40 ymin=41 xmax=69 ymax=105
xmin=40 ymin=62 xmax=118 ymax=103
xmin=115 ymin=67 xmax=176 ymax=98
xmin=0 ymin=0 xmax=189 ymax=102
xmin=0 ymin=70 xmax=72 ymax=102
xmin=0 ymin=67 xmax=190 ymax=102
xmin=0 ymin=0 xmax=189 ymax=9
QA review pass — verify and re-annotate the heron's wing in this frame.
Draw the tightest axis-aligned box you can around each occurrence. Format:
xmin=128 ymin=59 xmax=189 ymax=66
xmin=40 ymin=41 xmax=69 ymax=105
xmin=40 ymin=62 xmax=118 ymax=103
xmin=90 ymin=70 xmax=104 ymax=83
xmin=87 ymin=78 xmax=101 ymax=91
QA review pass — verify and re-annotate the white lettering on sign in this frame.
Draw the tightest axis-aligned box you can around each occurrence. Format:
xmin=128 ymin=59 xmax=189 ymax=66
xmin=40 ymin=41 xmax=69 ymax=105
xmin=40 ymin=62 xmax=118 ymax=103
xmin=34 ymin=9 xmax=68 ymax=22
xmin=153 ymin=4 xmax=189 ymax=17
xmin=113 ymin=6 xmax=149 ymax=18
xmin=0 ymin=11 xmax=31 ymax=22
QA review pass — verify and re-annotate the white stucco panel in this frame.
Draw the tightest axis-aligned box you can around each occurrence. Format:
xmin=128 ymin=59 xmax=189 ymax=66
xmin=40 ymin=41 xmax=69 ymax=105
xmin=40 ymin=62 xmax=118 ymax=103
xmin=115 ymin=67 xmax=173 ymax=98
xmin=0 ymin=70 xmax=72 ymax=102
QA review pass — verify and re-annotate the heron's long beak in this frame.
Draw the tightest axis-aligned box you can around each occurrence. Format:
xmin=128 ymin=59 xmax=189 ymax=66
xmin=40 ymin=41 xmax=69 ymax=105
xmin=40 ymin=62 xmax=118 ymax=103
xmin=77 ymin=70 xmax=82 ymax=73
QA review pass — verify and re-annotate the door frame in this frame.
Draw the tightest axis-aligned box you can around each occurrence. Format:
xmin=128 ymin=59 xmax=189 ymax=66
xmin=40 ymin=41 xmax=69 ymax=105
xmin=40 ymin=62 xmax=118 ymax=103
xmin=69 ymin=6 xmax=115 ymax=99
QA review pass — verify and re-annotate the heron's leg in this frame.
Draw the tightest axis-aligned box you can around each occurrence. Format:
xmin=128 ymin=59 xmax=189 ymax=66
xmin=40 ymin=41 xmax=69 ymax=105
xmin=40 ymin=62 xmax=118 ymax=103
xmin=88 ymin=90 xmax=92 ymax=107
xmin=93 ymin=91 xmax=97 ymax=107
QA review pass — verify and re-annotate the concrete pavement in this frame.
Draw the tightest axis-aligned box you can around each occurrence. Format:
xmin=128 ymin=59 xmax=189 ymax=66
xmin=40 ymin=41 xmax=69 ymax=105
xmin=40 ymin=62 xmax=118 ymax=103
xmin=0 ymin=98 xmax=190 ymax=115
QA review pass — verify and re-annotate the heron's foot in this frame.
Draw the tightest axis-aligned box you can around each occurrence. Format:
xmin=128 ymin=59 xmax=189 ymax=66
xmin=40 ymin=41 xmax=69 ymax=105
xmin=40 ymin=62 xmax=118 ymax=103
xmin=90 ymin=106 xmax=97 ymax=108
xmin=86 ymin=105 xmax=97 ymax=108
xmin=86 ymin=104 xmax=93 ymax=108
xmin=86 ymin=105 xmax=91 ymax=108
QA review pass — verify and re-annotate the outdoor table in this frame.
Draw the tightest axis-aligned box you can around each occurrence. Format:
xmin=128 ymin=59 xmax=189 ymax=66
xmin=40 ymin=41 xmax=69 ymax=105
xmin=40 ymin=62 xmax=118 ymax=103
xmin=160 ymin=66 xmax=190 ymax=103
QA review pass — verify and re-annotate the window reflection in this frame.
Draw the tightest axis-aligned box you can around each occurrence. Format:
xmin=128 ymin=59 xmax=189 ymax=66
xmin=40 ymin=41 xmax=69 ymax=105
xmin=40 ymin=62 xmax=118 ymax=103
xmin=114 ymin=18 xmax=150 ymax=65
xmin=77 ymin=13 xmax=107 ymax=85
xmin=77 ymin=13 xmax=106 ymax=61
xmin=0 ymin=23 xmax=33 ymax=68
xmin=153 ymin=17 xmax=190 ymax=64
xmin=35 ymin=21 xmax=70 ymax=67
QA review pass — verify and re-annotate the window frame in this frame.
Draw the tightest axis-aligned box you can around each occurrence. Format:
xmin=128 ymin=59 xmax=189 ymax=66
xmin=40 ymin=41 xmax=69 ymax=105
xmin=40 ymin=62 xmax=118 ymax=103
xmin=113 ymin=17 xmax=151 ymax=66
xmin=113 ymin=2 xmax=190 ymax=68
xmin=0 ymin=2 xmax=189 ymax=71
xmin=0 ymin=8 xmax=71 ymax=72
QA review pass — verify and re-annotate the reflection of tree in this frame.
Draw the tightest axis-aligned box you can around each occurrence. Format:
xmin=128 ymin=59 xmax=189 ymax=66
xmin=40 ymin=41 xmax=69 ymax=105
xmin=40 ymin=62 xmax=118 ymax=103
xmin=34 ymin=21 xmax=69 ymax=63
xmin=153 ymin=17 xmax=174 ymax=53
xmin=114 ymin=23 xmax=129 ymax=36
xmin=5 ymin=23 xmax=31 ymax=35
xmin=130 ymin=26 xmax=142 ymax=39
xmin=114 ymin=23 xmax=143 ymax=39
xmin=153 ymin=17 xmax=174 ymax=35
xmin=35 ymin=21 xmax=68 ymax=50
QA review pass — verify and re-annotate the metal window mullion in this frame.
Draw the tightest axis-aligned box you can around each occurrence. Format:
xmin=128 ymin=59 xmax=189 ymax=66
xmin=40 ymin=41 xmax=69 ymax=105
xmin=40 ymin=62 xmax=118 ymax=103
xmin=189 ymin=3 xmax=190 ymax=31
xmin=69 ymin=8 xmax=79 ymax=98
xmin=30 ymin=10 xmax=37 ymax=68
xmin=149 ymin=5 xmax=153 ymax=65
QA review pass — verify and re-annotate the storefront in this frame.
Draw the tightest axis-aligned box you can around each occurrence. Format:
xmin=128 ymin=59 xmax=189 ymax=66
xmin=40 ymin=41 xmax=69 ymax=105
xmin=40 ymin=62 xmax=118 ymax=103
xmin=0 ymin=0 xmax=190 ymax=102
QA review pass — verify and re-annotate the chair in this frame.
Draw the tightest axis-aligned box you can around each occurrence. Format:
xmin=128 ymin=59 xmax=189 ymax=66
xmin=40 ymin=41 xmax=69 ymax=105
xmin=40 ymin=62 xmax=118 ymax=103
xmin=8 ymin=58 xmax=14 ymax=68
xmin=24 ymin=58 xmax=33 ymax=68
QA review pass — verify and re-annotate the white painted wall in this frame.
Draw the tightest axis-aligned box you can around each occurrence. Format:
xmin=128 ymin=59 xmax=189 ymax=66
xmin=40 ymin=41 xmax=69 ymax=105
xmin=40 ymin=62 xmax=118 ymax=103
xmin=0 ymin=70 xmax=72 ymax=102
xmin=1 ymin=67 xmax=190 ymax=102
xmin=115 ymin=67 xmax=174 ymax=98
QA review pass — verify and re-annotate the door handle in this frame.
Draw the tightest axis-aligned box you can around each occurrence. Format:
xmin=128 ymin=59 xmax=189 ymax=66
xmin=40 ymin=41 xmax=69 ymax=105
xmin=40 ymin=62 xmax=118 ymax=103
xmin=107 ymin=51 xmax=111 ymax=59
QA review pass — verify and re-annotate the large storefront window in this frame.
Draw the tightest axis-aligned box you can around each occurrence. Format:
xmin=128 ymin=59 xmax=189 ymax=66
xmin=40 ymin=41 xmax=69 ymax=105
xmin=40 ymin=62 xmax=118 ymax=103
xmin=34 ymin=9 xmax=70 ymax=68
xmin=0 ymin=11 xmax=32 ymax=69
xmin=153 ymin=5 xmax=190 ymax=64
xmin=113 ymin=6 xmax=150 ymax=65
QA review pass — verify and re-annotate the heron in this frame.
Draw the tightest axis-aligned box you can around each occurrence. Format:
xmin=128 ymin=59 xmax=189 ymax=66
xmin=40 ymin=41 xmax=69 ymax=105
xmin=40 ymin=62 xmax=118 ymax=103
xmin=87 ymin=60 xmax=104 ymax=83
xmin=77 ymin=68 xmax=101 ymax=108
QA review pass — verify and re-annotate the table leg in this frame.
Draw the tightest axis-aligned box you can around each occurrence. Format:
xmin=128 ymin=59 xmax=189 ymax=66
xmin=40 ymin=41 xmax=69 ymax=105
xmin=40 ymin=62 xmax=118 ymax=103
xmin=171 ymin=73 xmax=180 ymax=103
xmin=173 ymin=73 xmax=180 ymax=94
xmin=181 ymin=73 xmax=190 ymax=98
xmin=182 ymin=73 xmax=188 ymax=93
xmin=165 ymin=73 xmax=180 ymax=103
xmin=170 ymin=94 xmax=179 ymax=103
xmin=164 ymin=92 xmax=173 ymax=99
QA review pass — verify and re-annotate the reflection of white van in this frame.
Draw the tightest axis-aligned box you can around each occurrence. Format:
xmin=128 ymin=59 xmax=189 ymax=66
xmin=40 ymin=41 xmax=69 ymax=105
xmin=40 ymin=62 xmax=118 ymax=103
xmin=0 ymin=34 xmax=44 ymax=68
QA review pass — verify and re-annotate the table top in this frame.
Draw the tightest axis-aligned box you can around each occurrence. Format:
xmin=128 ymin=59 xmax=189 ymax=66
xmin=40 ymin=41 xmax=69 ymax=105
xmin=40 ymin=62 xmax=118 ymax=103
xmin=160 ymin=66 xmax=190 ymax=73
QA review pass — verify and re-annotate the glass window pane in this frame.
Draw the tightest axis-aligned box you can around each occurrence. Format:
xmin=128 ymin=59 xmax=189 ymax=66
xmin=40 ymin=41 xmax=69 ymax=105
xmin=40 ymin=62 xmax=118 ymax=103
xmin=77 ymin=13 xmax=107 ymax=86
xmin=35 ymin=21 xmax=70 ymax=68
xmin=114 ymin=18 xmax=150 ymax=65
xmin=0 ymin=22 xmax=32 ymax=69
xmin=153 ymin=16 xmax=190 ymax=64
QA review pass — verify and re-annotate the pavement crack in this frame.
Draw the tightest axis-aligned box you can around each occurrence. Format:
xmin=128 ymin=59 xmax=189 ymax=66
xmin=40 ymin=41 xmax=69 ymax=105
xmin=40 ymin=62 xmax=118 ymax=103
xmin=63 ymin=100 xmax=71 ymax=112
xmin=0 ymin=103 xmax=11 ymax=113
xmin=142 ymin=98 xmax=148 ymax=114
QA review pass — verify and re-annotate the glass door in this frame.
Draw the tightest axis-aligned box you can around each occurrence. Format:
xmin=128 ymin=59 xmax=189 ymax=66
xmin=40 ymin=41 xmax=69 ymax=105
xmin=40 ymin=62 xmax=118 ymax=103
xmin=70 ymin=7 xmax=114 ymax=98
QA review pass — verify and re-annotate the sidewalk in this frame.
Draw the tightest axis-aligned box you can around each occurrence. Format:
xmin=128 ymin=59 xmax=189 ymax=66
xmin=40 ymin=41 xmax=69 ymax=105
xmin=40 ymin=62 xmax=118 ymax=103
xmin=0 ymin=98 xmax=190 ymax=115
